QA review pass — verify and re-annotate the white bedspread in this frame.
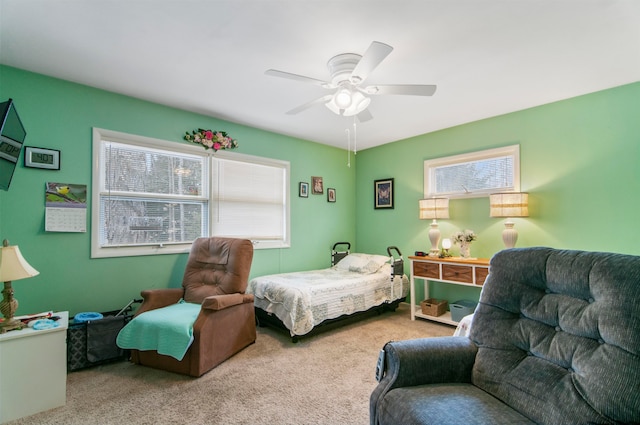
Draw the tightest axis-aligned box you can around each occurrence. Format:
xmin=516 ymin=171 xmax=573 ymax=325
xmin=248 ymin=263 xmax=408 ymax=336
xmin=453 ymin=313 xmax=474 ymax=337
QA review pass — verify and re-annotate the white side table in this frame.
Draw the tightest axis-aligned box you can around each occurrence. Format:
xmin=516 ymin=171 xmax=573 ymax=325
xmin=409 ymin=257 xmax=489 ymax=325
xmin=0 ymin=311 xmax=68 ymax=423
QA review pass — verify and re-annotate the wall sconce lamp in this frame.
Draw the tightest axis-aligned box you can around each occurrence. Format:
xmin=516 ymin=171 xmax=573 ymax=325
xmin=0 ymin=239 xmax=40 ymax=333
xmin=419 ymin=198 xmax=450 ymax=257
xmin=489 ymin=192 xmax=529 ymax=248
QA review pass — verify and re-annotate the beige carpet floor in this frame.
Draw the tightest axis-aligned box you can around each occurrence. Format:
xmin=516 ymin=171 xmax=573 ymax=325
xmin=9 ymin=304 xmax=454 ymax=425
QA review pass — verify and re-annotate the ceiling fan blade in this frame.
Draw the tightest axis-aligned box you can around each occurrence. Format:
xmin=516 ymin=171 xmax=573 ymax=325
xmin=265 ymin=69 xmax=331 ymax=88
xmin=356 ymin=109 xmax=373 ymax=123
xmin=286 ymin=95 xmax=333 ymax=115
xmin=350 ymin=41 xmax=393 ymax=84
xmin=365 ymin=84 xmax=437 ymax=96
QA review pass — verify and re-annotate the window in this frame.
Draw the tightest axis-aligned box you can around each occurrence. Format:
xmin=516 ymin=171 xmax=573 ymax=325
xmin=424 ymin=145 xmax=520 ymax=198
xmin=92 ymin=128 xmax=289 ymax=258
xmin=211 ymin=154 xmax=289 ymax=248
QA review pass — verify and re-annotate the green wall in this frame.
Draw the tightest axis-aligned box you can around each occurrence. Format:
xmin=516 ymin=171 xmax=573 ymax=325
xmin=2 ymin=64 xmax=638 ymax=316
xmin=355 ymin=81 xmax=640 ymax=303
xmin=0 ymin=66 xmax=356 ymax=315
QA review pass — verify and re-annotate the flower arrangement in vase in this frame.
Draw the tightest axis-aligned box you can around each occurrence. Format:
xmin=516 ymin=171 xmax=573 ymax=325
xmin=184 ymin=129 xmax=238 ymax=152
xmin=452 ymin=229 xmax=477 ymax=258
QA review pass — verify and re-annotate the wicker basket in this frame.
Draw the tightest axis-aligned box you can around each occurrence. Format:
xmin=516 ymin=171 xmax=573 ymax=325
xmin=420 ymin=298 xmax=448 ymax=317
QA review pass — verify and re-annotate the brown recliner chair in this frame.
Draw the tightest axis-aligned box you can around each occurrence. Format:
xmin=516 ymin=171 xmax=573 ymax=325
xmin=130 ymin=237 xmax=255 ymax=377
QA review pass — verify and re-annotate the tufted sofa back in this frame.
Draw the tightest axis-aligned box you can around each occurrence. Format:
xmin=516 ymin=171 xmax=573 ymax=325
xmin=470 ymin=247 xmax=640 ymax=424
xmin=182 ymin=237 xmax=254 ymax=304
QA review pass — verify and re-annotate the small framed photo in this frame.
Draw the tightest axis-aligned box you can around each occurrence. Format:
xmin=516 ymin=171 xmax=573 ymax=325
xmin=24 ymin=146 xmax=60 ymax=170
xmin=312 ymin=176 xmax=323 ymax=194
xmin=327 ymin=188 xmax=336 ymax=203
xmin=374 ymin=178 xmax=394 ymax=209
xmin=299 ymin=182 xmax=309 ymax=198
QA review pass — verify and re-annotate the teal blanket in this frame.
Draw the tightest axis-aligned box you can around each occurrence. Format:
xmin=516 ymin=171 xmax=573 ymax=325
xmin=116 ymin=301 xmax=200 ymax=361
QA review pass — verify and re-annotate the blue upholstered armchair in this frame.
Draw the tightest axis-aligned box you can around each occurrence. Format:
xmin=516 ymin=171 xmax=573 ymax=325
xmin=371 ymin=247 xmax=640 ymax=425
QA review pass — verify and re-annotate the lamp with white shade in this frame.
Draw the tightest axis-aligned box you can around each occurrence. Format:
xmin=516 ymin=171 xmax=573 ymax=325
xmin=0 ymin=239 xmax=40 ymax=333
xmin=489 ymin=192 xmax=529 ymax=248
xmin=419 ymin=198 xmax=450 ymax=257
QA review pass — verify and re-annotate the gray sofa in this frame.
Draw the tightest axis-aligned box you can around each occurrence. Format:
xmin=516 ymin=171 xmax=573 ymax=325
xmin=370 ymin=247 xmax=640 ymax=424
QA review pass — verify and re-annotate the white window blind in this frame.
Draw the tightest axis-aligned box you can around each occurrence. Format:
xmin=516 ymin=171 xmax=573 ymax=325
xmin=211 ymin=155 xmax=289 ymax=248
xmin=97 ymin=139 xmax=208 ymax=252
xmin=424 ymin=145 xmax=520 ymax=198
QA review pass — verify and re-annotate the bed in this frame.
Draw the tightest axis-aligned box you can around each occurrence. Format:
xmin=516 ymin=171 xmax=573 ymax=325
xmin=453 ymin=313 xmax=474 ymax=337
xmin=247 ymin=243 xmax=408 ymax=342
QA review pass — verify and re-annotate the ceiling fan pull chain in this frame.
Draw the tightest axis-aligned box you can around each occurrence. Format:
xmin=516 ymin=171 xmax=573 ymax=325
xmin=353 ymin=118 xmax=358 ymax=155
xmin=346 ymin=128 xmax=351 ymax=167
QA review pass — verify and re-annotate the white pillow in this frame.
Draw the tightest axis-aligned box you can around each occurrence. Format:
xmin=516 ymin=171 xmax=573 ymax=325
xmin=334 ymin=253 xmax=390 ymax=274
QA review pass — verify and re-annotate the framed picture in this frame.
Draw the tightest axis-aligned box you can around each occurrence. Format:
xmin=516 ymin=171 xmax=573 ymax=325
xmin=24 ymin=146 xmax=60 ymax=170
xmin=299 ymin=181 xmax=309 ymax=198
xmin=327 ymin=188 xmax=336 ymax=203
xmin=374 ymin=178 xmax=394 ymax=209
xmin=312 ymin=176 xmax=323 ymax=194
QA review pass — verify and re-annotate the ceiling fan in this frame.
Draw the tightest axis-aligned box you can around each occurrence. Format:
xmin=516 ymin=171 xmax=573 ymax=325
xmin=265 ymin=41 xmax=437 ymax=122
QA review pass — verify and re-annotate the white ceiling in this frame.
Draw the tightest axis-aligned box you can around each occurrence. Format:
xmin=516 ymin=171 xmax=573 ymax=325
xmin=1 ymin=0 xmax=639 ymax=150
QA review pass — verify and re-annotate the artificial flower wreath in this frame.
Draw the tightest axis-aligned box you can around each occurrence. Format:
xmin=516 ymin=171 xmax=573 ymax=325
xmin=184 ymin=129 xmax=238 ymax=151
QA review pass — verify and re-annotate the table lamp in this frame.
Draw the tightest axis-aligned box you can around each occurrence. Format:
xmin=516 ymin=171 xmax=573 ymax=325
xmin=0 ymin=239 xmax=40 ymax=333
xmin=489 ymin=193 xmax=529 ymax=248
xmin=419 ymin=198 xmax=450 ymax=257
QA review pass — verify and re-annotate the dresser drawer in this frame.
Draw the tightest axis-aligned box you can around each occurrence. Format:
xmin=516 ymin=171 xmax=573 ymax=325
xmin=413 ymin=261 xmax=439 ymax=278
xmin=442 ymin=264 xmax=473 ymax=283
xmin=475 ymin=267 xmax=489 ymax=285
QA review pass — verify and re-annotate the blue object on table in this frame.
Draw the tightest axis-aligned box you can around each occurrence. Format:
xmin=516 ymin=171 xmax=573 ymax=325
xmin=74 ymin=312 xmax=103 ymax=323
xmin=32 ymin=319 xmax=60 ymax=330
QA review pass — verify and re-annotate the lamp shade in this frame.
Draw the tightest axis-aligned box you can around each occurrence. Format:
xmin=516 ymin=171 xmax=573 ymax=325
xmin=0 ymin=242 xmax=39 ymax=282
xmin=419 ymin=198 xmax=450 ymax=220
xmin=343 ymin=91 xmax=371 ymax=117
xmin=326 ymin=89 xmax=371 ymax=117
xmin=325 ymin=98 xmax=340 ymax=114
xmin=334 ymin=89 xmax=353 ymax=108
xmin=489 ymin=193 xmax=529 ymax=218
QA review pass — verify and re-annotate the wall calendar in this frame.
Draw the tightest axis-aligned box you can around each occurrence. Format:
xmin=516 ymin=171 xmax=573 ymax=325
xmin=44 ymin=182 xmax=87 ymax=232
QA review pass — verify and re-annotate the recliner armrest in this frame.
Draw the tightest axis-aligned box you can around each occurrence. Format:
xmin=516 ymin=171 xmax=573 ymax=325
xmin=382 ymin=336 xmax=477 ymax=388
xmin=370 ymin=336 xmax=478 ymax=425
xmin=201 ymin=293 xmax=254 ymax=311
xmin=136 ymin=288 xmax=184 ymax=315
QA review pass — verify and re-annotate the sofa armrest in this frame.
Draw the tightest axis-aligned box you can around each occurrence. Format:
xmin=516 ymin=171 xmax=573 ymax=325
xmin=136 ymin=288 xmax=184 ymax=315
xmin=370 ymin=336 xmax=477 ymax=425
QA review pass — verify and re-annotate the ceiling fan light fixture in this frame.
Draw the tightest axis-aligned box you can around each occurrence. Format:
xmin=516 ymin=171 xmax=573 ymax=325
xmin=325 ymin=98 xmax=341 ymax=114
xmin=334 ymin=89 xmax=353 ymax=109
xmin=343 ymin=91 xmax=371 ymax=116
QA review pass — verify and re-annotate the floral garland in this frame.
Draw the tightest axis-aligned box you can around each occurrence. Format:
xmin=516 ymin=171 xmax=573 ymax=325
xmin=184 ymin=129 xmax=238 ymax=152
xmin=452 ymin=229 xmax=477 ymax=245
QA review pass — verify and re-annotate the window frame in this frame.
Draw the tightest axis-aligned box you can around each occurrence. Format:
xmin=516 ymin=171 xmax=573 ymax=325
xmin=423 ymin=144 xmax=521 ymax=199
xmin=91 ymin=128 xmax=290 ymax=258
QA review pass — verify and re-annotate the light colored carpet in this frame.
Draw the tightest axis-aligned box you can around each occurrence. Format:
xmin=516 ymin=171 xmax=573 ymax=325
xmin=9 ymin=304 xmax=454 ymax=425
